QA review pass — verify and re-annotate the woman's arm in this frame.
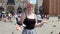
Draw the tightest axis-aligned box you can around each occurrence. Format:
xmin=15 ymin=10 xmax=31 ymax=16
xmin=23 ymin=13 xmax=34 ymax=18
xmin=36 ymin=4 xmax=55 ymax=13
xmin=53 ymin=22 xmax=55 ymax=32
xmin=16 ymin=13 xmax=25 ymax=31
xmin=35 ymin=14 xmax=47 ymax=27
xmin=35 ymin=21 xmax=46 ymax=27
xmin=20 ymin=13 xmax=25 ymax=24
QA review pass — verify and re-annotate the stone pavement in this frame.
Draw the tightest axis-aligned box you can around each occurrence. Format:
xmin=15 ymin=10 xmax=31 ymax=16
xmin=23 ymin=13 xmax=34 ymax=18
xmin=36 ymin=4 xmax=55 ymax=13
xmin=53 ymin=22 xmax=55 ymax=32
xmin=0 ymin=17 xmax=60 ymax=34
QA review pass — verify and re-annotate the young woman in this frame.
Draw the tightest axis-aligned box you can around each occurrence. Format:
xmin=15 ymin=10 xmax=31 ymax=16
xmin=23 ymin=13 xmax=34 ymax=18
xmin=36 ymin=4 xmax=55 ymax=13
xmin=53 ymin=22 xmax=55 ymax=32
xmin=16 ymin=3 xmax=47 ymax=34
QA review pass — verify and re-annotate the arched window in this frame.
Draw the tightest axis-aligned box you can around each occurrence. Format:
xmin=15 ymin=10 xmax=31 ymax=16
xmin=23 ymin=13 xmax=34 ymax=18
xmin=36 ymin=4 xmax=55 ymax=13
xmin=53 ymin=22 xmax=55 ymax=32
xmin=0 ymin=7 xmax=4 ymax=11
xmin=7 ymin=5 xmax=15 ymax=15
xmin=17 ymin=7 xmax=22 ymax=13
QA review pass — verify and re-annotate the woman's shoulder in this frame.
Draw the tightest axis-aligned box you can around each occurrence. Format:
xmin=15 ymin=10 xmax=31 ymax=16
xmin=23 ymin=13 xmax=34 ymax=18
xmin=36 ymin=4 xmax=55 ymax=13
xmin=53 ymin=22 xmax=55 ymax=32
xmin=31 ymin=13 xmax=36 ymax=17
xmin=31 ymin=13 xmax=36 ymax=18
xmin=31 ymin=13 xmax=36 ymax=15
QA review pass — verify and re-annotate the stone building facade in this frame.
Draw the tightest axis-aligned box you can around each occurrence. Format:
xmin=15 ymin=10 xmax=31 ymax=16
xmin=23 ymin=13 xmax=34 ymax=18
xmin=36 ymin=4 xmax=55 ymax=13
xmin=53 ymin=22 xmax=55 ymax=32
xmin=0 ymin=0 xmax=29 ymax=12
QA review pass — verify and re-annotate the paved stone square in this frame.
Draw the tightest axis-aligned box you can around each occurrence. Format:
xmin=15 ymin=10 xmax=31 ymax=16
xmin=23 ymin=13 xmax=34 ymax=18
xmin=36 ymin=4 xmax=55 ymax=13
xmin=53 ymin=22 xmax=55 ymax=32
xmin=0 ymin=17 xmax=60 ymax=34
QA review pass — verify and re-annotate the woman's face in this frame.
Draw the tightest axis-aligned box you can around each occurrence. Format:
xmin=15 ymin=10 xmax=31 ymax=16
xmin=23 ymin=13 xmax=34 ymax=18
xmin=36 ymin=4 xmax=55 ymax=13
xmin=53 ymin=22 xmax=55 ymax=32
xmin=27 ymin=6 xmax=32 ymax=11
xmin=27 ymin=6 xmax=33 ymax=13
xmin=27 ymin=3 xmax=34 ymax=13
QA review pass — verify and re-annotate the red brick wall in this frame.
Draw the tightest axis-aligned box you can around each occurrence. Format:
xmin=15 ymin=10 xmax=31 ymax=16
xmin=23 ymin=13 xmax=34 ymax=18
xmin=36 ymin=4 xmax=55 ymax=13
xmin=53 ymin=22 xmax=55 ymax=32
xmin=42 ymin=0 xmax=49 ymax=15
xmin=42 ymin=0 xmax=60 ymax=16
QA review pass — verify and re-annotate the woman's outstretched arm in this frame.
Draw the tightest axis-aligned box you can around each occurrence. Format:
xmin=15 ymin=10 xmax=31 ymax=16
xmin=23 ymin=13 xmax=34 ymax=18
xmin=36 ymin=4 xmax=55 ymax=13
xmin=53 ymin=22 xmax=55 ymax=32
xmin=35 ymin=14 xmax=48 ymax=27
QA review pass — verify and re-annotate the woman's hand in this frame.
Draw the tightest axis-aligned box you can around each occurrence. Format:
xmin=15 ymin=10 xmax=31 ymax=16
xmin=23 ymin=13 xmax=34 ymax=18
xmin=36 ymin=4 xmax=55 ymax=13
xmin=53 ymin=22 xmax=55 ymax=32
xmin=16 ymin=25 xmax=22 ymax=31
xmin=42 ymin=19 xmax=48 ymax=24
xmin=35 ymin=20 xmax=48 ymax=27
